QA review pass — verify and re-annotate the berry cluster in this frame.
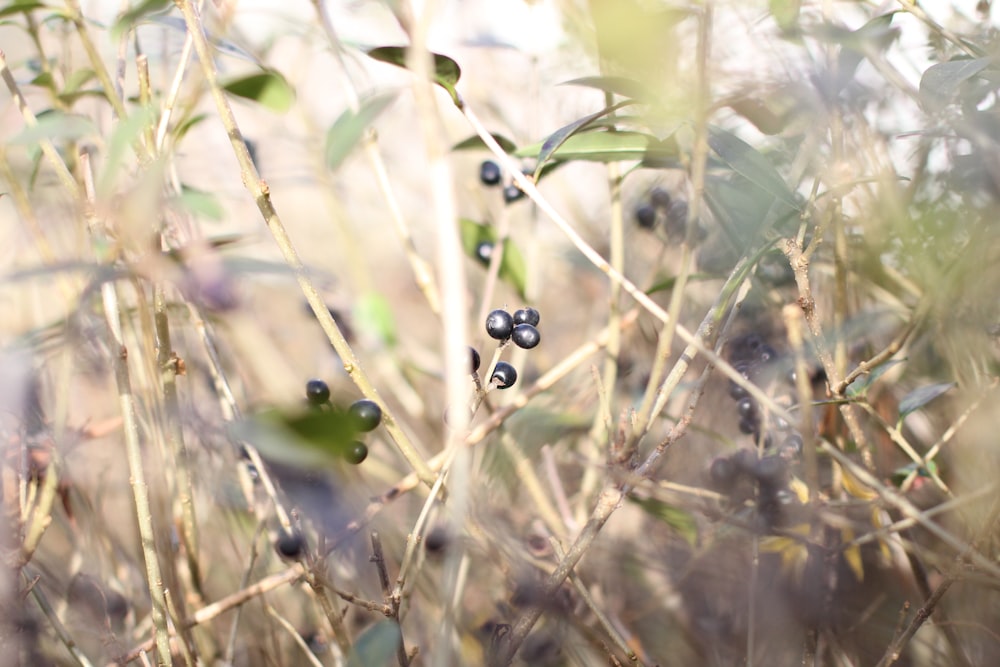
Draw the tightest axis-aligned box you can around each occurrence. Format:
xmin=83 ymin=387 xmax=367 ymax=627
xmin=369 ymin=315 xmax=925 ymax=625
xmin=479 ymin=159 xmax=528 ymax=204
xmin=304 ymin=379 xmax=382 ymax=464
xmin=706 ymin=332 xmax=815 ymax=530
xmin=634 ymin=186 xmax=706 ymax=242
xmin=471 ymin=307 xmax=542 ymax=392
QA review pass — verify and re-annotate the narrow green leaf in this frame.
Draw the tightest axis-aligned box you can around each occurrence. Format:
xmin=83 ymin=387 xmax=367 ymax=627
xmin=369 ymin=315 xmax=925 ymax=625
xmin=919 ymin=57 xmax=993 ymax=112
xmin=451 ymin=133 xmax=517 ymax=154
xmin=646 ymin=273 xmax=717 ymax=295
xmin=532 ymin=100 xmax=636 ymax=177
xmin=354 ymin=293 xmax=398 ymax=348
xmin=0 ymin=2 xmax=47 ymax=19
xmin=366 ymin=46 xmax=462 ymax=106
xmin=10 ymin=110 xmax=96 ymax=146
xmin=346 ymin=620 xmax=402 ymax=667
xmin=627 ymin=496 xmax=698 ymax=547
xmin=231 ymin=408 xmax=361 ymax=468
xmin=222 ymin=70 xmax=295 ymax=112
xmin=325 ymin=92 xmax=398 ymax=170
xmin=112 ymin=0 xmax=171 ymax=39
xmin=515 ymin=130 xmax=675 ymax=164
xmin=708 ymin=126 xmax=798 ymax=209
xmin=559 ymin=75 xmax=655 ymax=101
xmin=899 ymin=382 xmax=955 ymax=420
xmin=176 ymin=184 xmax=224 ymax=221
xmin=459 ymin=219 xmax=527 ymax=299
xmin=845 ymin=358 xmax=905 ymax=397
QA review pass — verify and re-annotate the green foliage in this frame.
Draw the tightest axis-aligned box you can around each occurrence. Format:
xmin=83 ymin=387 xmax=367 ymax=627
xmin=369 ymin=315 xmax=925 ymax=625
xmin=460 ymin=219 xmax=528 ymax=299
xmin=366 ymin=46 xmax=462 ymax=106
xmin=325 ymin=92 xmax=399 ymax=170
xmin=222 ymin=70 xmax=295 ymax=112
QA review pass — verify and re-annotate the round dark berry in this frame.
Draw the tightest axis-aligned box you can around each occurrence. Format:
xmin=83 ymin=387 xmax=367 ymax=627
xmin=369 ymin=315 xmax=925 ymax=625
xmin=275 ymin=530 xmax=305 ymax=559
xmin=754 ymin=455 xmax=787 ymax=486
xmin=491 ymin=361 xmax=517 ymax=389
xmin=470 ymin=347 xmax=481 ymax=374
xmin=757 ymin=344 xmax=777 ymax=363
xmin=479 ymin=160 xmax=502 ymax=186
xmin=635 ymin=204 xmax=657 ymax=229
xmin=731 ymin=448 xmax=759 ymax=472
xmin=305 ymin=379 xmax=330 ymax=406
xmin=511 ymin=323 xmax=540 ymax=349
xmin=738 ymin=417 xmax=758 ymax=435
xmin=736 ymin=397 xmax=755 ymax=419
xmin=475 ymin=241 xmax=494 ymax=265
xmin=728 ymin=380 xmax=749 ymax=401
xmin=424 ymin=526 xmax=449 ymax=555
xmin=485 ymin=309 xmax=514 ymax=340
xmin=503 ymin=183 xmax=525 ymax=204
xmin=709 ymin=456 xmax=736 ymax=489
xmin=348 ymin=399 xmax=382 ymax=432
xmin=345 ymin=441 xmax=369 ymax=464
xmin=513 ymin=307 xmax=540 ymax=327
xmin=781 ymin=433 xmax=803 ymax=455
xmin=650 ymin=187 xmax=672 ymax=209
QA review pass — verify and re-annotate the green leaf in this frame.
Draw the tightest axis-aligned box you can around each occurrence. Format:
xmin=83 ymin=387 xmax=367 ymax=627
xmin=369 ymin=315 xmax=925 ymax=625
xmin=10 ymin=110 xmax=96 ymax=146
xmin=919 ymin=57 xmax=993 ymax=112
xmin=176 ymin=184 xmax=224 ymax=221
xmin=646 ymin=273 xmax=717 ymax=295
xmin=222 ymin=70 xmax=295 ymax=112
xmin=890 ymin=460 xmax=940 ymax=487
xmin=346 ymin=620 xmax=402 ymax=667
xmin=0 ymin=2 xmax=47 ymax=19
xmin=451 ymin=133 xmax=517 ymax=154
xmin=708 ymin=126 xmax=798 ymax=209
xmin=354 ymin=293 xmax=398 ymax=348
xmin=703 ymin=174 xmax=794 ymax=253
xmin=769 ymin=0 xmax=800 ymax=31
xmin=459 ymin=219 xmax=527 ymax=299
xmin=899 ymin=382 xmax=955 ymax=420
xmin=627 ymin=496 xmax=698 ymax=547
xmin=559 ymin=75 xmax=655 ymax=101
xmin=366 ymin=46 xmax=462 ymax=107
xmin=515 ymin=130 xmax=676 ymax=164
xmin=325 ymin=92 xmax=398 ymax=170
xmin=97 ymin=106 xmax=157 ymax=196
xmin=531 ymin=101 xmax=637 ymax=177
xmin=845 ymin=358 xmax=905 ymax=398
xmin=231 ymin=407 xmax=361 ymax=468
xmin=112 ymin=0 xmax=171 ymax=39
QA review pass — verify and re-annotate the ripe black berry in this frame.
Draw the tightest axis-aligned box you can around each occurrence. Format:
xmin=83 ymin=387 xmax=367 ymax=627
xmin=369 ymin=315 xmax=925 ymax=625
xmin=512 ymin=307 xmax=540 ymax=327
xmin=470 ymin=347 xmax=481 ymax=374
xmin=475 ymin=241 xmax=494 ymax=264
xmin=731 ymin=448 xmax=758 ymax=472
xmin=485 ymin=309 xmax=514 ymax=340
xmin=305 ymin=379 xmax=330 ymax=406
xmin=709 ymin=456 xmax=736 ymax=489
xmin=345 ymin=441 xmax=369 ymax=464
xmin=275 ymin=530 xmax=305 ymax=559
xmin=424 ymin=526 xmax=449 ymax=555
xmin=635 ymin=204 xmax=657 ymax=229
xmin=491 ymin=361 xmax=517 ymax=389
xmin=503 ymin=183 xmax=525 ymax=204
xmin=650 ymin=187 xmax=672 ymax=209
xmin=511 ymin=323 xmax=540 ymax=349
xmin=348 ymin=399 xmax=382 ymax=432
xmin=736 ymin=397 xmax=755 ymax=419
xmin=479 ymin=160 xmax=502 ymax=186
xmin=754 ymin=455 xmax=787 ymax=486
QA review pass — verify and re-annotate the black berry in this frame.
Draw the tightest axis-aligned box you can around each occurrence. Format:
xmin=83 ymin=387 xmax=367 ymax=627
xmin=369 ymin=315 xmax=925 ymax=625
xmin=503 ymin=183 xmax=525 ymax=204
xmin=754 ymin=455 xmax=787 ymax=486
xmin=650 ymin=187 xmax=672 ymax=209
xmin=470 ymin=347 xmax=481 ymax=374
xmin=475 ymin=241 xmax=494 ymax=264
xmin=511 ymin=323 xmax=540 ymax=350
xmin=731 ymin=448 xmax=758 ymax=472
xmin=348 ymin=399 xmax=382 ymax=432
xmin=709 ymin=456 xmax=736 ymax=489
xmin=491 ymin=361 xmax=517 ymax=389
xmin=736 ymin=397 xmax=755 ymax=419
xmin=275 ymin=530 xmax=305 ymax=559
xmin=635 ymin=204 xmax=657 ymax=229
xmin=479 ymin=160 xmax=502 ymax=186
xmin=305 ymin=379 xmax=330 ymax=406
xmin=485 ymin=309 xmax=514 ymax=340
xmin=345 ymin=441 xmax=369 ymax=464
xmin=424 ymin=526 xmax=449 ymax=555
xmin=757 ymin=344 xmax=777 ymax=363
xmin=512 ymin=307 xmax=540 ymax=327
